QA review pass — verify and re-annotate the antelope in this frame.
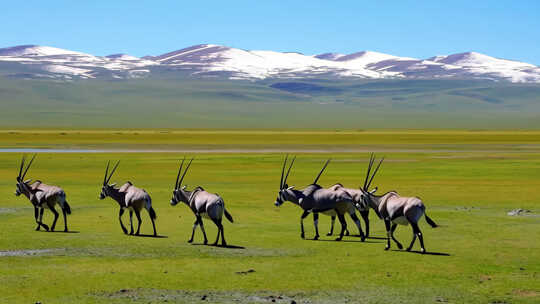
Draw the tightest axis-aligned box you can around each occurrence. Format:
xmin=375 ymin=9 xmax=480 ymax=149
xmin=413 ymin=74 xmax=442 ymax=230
xmin=328 ymin=183 xmax=376 ymax=238
xmin=170 ymin=158 xmax=234 ymax=246
xmin=274 ymin=156 xmax=364 ymax=241
xmin=14 ymin=155 xmax=72 ymax=232
xmin=360 ymin=154 xmax=438 ymax=253
xmin=99 ymin=161 xmax=157 ymax=236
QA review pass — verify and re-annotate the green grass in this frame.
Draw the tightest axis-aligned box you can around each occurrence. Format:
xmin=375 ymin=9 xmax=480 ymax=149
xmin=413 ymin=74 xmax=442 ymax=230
xmin=0 ymin=130 xmax=539 ymax=303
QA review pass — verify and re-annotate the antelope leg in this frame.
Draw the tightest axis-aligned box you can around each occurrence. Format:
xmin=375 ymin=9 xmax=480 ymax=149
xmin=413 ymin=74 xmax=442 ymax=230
xmin=150 ymin=215 xmax=157 ymax=237
xmin=220 ymin=224 xmax=227 ymax=247
xmin=118 ymin=208 xmax=128 ymax=234
xmin=300 ymin=210 xmax=309 ymax=239
xmin=211 ymin=218 xmax=222 ymax=246
xmin=313 ymin=212 xmax=320 ymax=240
xmin=411 ymin=222 xmax=425 ymax=253
xmin=406 ymin=228 xmax=417 ymax=252
xmin=135 ymin=210 xmax=142 ymax=235
xmin=349 ymin=212 xmax=365 ymax=241
xmin=129 ymin=210 xmax=134 ymax=235
xmin=384 ymin=220 xmax=391 ymax=250
xmin=327 ymin=216 xmax=335 ymax=236
xmin=390 ymin=223 xmax=403 ymax=249
xmin=34 ymin=206 xmax=41 ymax=231
xmin=360 ymin=210 xmax=370 ymax=238
xmin=188 ymin=218 xmax=199 ymax=243
xmin=336 ymin=212 xmax=347 ymax=241
xmin=39 ymin=208 xmax=49 ymax=231
xmin=62 ymin=207 xmax=68 ymax=232
xmin=198 ymin=216 xmax=208 ymax=245
xmin=49 ymin=204 xmax=59 ymax=232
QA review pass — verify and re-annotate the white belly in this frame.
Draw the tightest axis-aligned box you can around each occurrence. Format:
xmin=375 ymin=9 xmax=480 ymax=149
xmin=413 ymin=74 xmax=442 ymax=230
xmin=392 ymin=216 xmax=409 ymax=226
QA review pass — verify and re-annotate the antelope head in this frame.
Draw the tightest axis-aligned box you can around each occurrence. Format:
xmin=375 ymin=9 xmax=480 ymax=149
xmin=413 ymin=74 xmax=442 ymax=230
xmin=360 ymin=153 xmax=384 ymax=210
xmin=275 ymin=155 xmax=298 ymax=207
xmin=170 ymin=157 xmax=193 ymax=206
xmin=100 ymin=160 xmax=119 ymax=199
xmin=15 ymin=154 xmax=36 ymax=196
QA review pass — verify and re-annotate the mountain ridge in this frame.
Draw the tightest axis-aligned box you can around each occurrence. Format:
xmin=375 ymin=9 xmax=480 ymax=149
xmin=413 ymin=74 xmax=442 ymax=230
xmin=1 ymin=44 xmax=539 ymax=83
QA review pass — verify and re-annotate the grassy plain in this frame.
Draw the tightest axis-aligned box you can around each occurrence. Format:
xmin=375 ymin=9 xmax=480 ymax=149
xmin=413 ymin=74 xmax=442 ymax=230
xmin=1 ymin=78 xmax=540 ymax=129
xmin=0 ymin=130 xmax=539 ymax=303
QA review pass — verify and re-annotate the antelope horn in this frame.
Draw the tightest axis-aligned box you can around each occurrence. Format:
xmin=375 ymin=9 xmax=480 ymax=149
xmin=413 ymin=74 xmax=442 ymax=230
xmin=17 ymin=155 xmax=26 ymax=181
xmin=280 ymin=154 xmax=288 ymax=189
xmin=283 ymin=155 xmax=296 ymax=187
xmin=175 ymin=157 xmax=186 ymax=189
xmin=178 ymin=157 xmax=194 ymax=187
xmin=313 ymin=158 xmax=331 ymax=185
xmin=106 ymin=160 xmax=120 ymax=184
xmin=363 ymin=153 xmax=375 ymax=190
xmin=366 ymin=157 xmax=384 ymax=190
xmin=103 ymin=161 xmax=110 ymax=185
xmin=21 ymin=154 xmax=36 ymax=180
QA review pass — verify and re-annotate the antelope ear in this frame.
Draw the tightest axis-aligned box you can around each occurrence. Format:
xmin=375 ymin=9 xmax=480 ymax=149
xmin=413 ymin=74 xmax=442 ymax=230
xmin=24 ymin=179 xmax=32 ymax=183
xmin=287 ymin=186 xmax=294 ymax=190
xmin=182 ymin=185 xmax=187 ymax=190
xmin=369 ymin=187 xmax=378 ymax=194
xmin=110 ymin=183 xmax=117 ymax=187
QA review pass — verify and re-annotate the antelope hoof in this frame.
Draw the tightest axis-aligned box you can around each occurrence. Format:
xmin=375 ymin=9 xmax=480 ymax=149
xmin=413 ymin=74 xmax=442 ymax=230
xmin=42 ymin=224 xmax=49 ymax=231
xmin=335 ymin=237 xmax=342 ymax=241
xmin=35 ymin=226 xmax=40 ymax=231
xmin=122 ymin=227 xmax=128 ymax=234
xmin=406 ymin=246 xmax=412 ymax=252
xmin=326 ymin=232 xmax=332 ymax=236
xmin=397 ymin=243 xmax=403 ymax=250
xmin=300 ymin=233 xmax=305 ymax=239
xmin=204 ymin=240 xmax=208 ymax=245
xmin=345 ymin=231 xmax=350 ymax=236
xmin=420 ymin=248 xmax=426 ymax=254
xmin=313 ymin=235 xmax=319 ymax=240
xmin=360 ymin=236 xmax=366 ymax=242
xmin=212 ymin=242 xmax=218 ymax=246
xmin=188 ymin=239 xmax=193 ymax=243
xmin=64 ymin=228 xmax=68 ymax=232
xmin=384 ymin=246 xmax=390 ymax=251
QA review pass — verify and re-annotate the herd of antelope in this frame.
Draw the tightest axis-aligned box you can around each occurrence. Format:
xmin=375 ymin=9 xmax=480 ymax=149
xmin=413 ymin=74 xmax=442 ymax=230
xmin=13 ymin=154 xmax=438 ymax=253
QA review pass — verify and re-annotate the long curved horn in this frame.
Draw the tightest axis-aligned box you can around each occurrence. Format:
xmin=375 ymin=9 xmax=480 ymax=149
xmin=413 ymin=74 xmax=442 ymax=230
xmin=103 ymin=161 xmax=110 ymax=185
xmin=175 ymin=157 xmax=186 ymax=189
xmin=362 ymin=153 xmax=375 ymax=190
xmin=366 ymin=157 xmax=384 ymax=190
xmin=21 ymin=154 xmax=36 ymax=180
xmin=106 ymin=161 xmax=120 ymax=184
xmin=178 ymin=157 xmax=194 ymax=187
xmin=17 ymin=155 xmax=26 ymax=181
xmin=283 ymin=155 xmax=296 ymax=187
xmin=313 ymin=158 xmax=331 ymax=185
xmin=280 ymin=154 xmax=288 ymax=189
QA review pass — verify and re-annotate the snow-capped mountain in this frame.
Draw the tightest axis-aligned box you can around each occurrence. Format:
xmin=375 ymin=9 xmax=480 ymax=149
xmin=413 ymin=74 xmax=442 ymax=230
xmin=0 ymin=44 xmax=539 ymax=83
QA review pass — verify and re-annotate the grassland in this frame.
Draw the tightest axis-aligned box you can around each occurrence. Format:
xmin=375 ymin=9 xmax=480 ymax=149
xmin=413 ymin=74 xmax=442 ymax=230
xmin=0 ymin=130 xmax=539 ymax=303
xmin=1 ymin=78 xmax=540 ymax=129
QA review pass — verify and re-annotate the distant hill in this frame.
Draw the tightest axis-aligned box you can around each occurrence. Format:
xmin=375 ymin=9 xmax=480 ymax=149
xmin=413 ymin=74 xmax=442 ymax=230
xmin=1 ymin=44 xmax=539 ymax=83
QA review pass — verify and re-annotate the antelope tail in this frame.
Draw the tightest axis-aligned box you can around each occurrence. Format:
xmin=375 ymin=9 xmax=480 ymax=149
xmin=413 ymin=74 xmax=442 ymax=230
xmin=425 ymin=213 xmax=438 ymax=228
xmin=148 ymin=207 xmax=157 ymax=220
xmin=224 ymin=208 xmax=234 ymax=223
xmin=62 ymin=200 xmax=72 ymax=215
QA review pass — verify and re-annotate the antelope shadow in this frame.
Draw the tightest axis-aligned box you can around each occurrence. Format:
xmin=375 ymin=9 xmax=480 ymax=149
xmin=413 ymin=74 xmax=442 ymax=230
xmin=391 ymin=249 xmax=451 ymax=256
xmin=191 ymin=243 xmax=245 ymax=249
xmin=130 ymin=234 xmax=168 ymax=238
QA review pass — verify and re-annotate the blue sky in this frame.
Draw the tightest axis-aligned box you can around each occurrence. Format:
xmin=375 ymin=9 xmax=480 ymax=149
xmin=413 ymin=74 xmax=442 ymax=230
xmin=3 ymin=1 xmax=540 ymax=64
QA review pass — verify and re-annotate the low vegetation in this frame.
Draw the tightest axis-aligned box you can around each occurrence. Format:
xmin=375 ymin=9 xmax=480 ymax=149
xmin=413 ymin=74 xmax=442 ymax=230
xmin=0 ymin=130 xmax=539 ymax=303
